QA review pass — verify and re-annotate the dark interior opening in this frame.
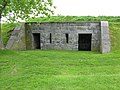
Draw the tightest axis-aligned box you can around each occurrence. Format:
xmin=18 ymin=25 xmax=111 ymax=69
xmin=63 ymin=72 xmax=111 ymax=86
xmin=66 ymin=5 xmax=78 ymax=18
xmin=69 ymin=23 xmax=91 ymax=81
xmin=50 ymin=33 xmax=52 ymax=43
xmin=78 ymin=34 xmax=91 ymax=51
xmin=33 ymin=33 xmax=41 ymax=49
xmin=65 ymin=33 xmax=69 ymax=43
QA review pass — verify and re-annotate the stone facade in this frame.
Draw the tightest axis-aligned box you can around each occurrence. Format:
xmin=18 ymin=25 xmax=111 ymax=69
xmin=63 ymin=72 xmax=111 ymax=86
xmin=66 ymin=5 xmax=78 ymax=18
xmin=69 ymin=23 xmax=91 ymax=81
xmin=6 ymin=21 xmax=111 ymax=53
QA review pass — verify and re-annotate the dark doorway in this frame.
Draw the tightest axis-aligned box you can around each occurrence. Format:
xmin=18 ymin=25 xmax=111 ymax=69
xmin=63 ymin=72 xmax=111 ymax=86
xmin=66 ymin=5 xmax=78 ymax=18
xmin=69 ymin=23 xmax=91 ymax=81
xmin=65 ymin=33 xmax=69 ymax=43
xmin=78 ymin=34 xmax=91 ymax=51
xmin=33 ymin=33 xmax=41 ymax=49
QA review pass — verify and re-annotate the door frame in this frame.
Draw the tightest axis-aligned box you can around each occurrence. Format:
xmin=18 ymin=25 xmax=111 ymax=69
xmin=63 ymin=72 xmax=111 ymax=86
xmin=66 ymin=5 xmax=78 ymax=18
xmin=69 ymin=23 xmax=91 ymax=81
xmin=33 ymin=33 xmax=41 ymax=49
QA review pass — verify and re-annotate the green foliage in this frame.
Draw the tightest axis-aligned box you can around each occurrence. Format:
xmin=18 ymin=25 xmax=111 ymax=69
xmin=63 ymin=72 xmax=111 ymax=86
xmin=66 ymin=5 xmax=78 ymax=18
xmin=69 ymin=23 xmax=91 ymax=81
xmin=0 ymin=0 xmax=55 ymax=22
xmin=0 ymin=50 xmax=120 ymax=89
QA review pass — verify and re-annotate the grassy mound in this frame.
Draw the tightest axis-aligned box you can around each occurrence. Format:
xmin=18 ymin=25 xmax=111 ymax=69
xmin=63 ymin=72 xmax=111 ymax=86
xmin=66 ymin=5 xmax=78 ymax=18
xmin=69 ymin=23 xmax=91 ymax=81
xmin=1 ymin=16 xmax=120 ymax=51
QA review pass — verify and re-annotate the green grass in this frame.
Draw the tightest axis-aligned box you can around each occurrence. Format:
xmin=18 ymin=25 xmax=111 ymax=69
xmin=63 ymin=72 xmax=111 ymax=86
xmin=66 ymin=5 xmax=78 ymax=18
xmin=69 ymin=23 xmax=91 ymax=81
xmin=27 ymin=16 xmax=120 ymax=22
xmin=0 ymin=50 xmax=120 ymax=90
xmin=109 ymin=22 xmax=120 ymax=51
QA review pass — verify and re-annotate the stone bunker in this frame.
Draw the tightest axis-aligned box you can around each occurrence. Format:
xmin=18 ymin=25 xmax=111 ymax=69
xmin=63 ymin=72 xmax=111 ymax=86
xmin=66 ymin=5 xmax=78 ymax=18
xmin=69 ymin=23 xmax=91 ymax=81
xmin=6 ymin=21 xmax=111 ymax=53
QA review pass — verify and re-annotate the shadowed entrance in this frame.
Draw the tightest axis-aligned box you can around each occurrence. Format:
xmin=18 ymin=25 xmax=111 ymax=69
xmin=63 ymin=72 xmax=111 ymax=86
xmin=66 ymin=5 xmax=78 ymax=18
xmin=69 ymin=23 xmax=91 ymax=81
xmin=78 ymin=34 xmax=91 ymax=51
xmin=33 ymin=33 xmax=41 ymax=49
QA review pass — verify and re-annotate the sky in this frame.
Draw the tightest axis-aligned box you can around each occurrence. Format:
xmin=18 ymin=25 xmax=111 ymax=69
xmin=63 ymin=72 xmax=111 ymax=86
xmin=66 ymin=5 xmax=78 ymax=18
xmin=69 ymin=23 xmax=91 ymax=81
xmin=53 ymin=0 xmax=120 ymax=16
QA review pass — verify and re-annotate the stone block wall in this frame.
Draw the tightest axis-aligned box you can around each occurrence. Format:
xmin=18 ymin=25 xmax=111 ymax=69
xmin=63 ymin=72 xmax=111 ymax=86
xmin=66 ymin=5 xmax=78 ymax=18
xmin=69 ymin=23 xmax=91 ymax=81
xmin=6 ymin=21 xmax=110 ymax=53
xmin=25 ymin=22 xmax=102 ymax=52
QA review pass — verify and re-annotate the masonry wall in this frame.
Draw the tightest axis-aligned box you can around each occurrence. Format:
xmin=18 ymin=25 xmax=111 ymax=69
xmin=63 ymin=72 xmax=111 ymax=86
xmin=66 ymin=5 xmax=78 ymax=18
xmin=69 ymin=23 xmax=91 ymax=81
xmin=6 ymin=21 xmax=110 ymax=53
xmin=25 ymin=22 xmax=101 ymax=52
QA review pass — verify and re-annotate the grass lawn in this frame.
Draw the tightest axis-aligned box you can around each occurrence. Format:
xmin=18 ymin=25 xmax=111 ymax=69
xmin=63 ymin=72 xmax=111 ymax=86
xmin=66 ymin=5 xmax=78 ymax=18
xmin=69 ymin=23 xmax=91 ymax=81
xmin=0 ymin=50 xmax=120 ymax=90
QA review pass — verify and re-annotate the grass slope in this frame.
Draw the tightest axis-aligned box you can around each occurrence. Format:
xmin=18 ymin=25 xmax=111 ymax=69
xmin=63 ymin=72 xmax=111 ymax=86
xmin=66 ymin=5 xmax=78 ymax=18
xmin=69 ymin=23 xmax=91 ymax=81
xmin=0 ymin=50 xmax=120 ymax=90
xmin=109 ymin=22 xmax=120 ymax=51
xmin=1 ymin=23 xmax=19 ymax=46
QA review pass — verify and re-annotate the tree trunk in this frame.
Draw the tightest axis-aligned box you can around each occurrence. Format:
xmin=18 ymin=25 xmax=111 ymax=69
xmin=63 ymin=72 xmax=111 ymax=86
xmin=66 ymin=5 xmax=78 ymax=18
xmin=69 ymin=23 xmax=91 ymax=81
xmin=0 ymin=14 xmax=4 ymax=49
xmin=0 ymin=0 xmax=7 ymax=49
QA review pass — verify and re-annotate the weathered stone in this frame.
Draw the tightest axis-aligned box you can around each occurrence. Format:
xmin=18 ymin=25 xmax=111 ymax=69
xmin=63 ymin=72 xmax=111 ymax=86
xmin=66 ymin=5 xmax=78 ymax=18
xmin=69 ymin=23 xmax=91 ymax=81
xmin=6 ymin=24 xmax=26 ymax=50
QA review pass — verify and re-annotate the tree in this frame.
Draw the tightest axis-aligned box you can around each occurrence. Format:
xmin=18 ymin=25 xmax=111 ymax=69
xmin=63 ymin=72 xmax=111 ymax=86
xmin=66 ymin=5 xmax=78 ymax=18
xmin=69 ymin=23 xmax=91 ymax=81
xmin=0 ymin=0 xmax=55 ymax=49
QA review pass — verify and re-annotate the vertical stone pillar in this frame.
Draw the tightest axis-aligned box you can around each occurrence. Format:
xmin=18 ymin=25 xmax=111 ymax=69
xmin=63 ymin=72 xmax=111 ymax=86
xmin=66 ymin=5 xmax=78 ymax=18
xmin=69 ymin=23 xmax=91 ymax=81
xmin=100 ymin=21 xmax=111 ymax=53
